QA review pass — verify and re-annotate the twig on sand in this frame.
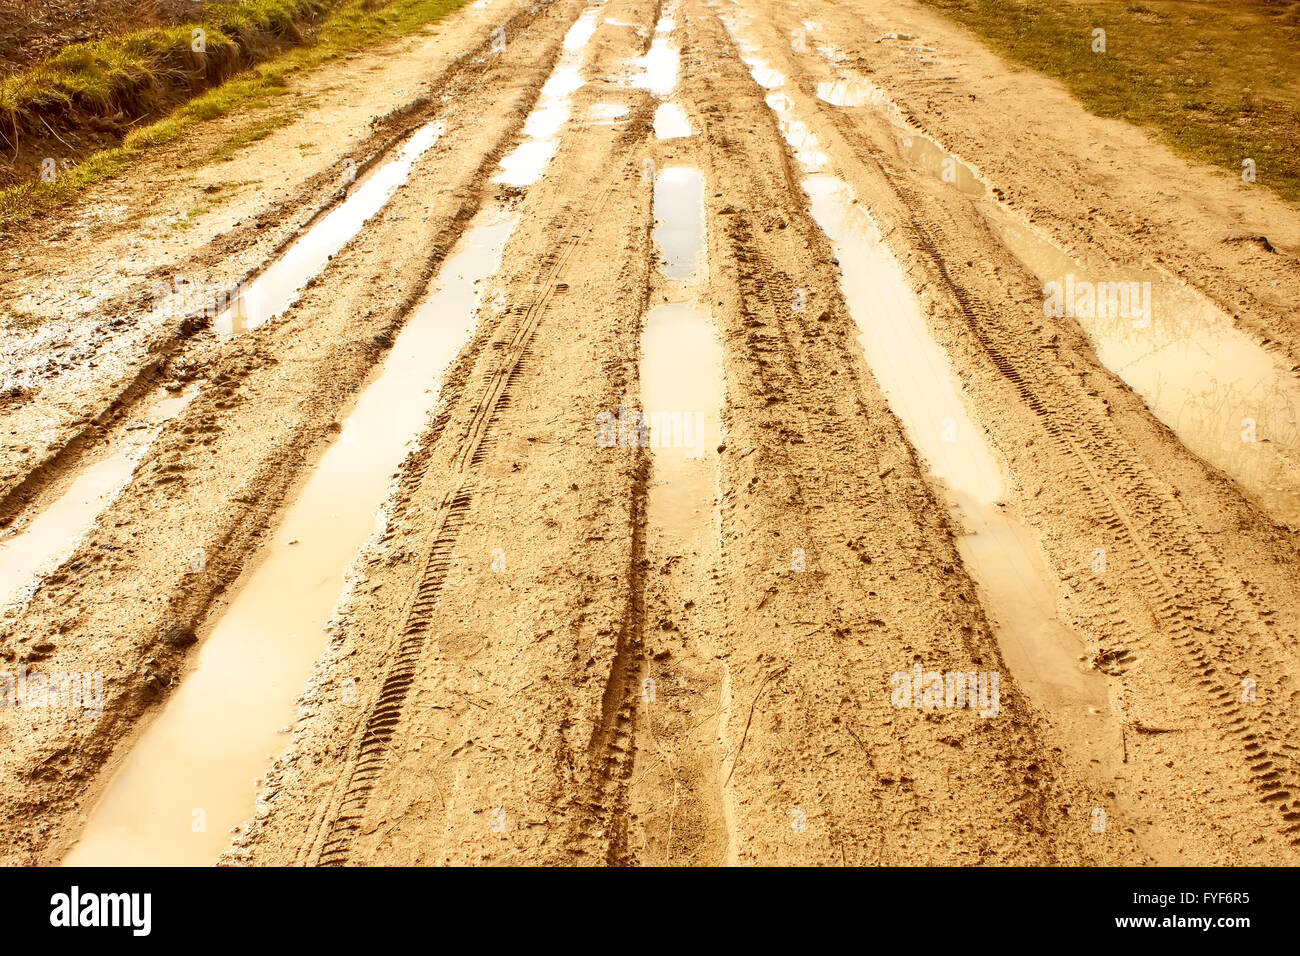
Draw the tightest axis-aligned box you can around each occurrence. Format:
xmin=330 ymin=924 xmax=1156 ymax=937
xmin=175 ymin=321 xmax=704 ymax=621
xmin=725 ymin=664 xmax=789 ymax=786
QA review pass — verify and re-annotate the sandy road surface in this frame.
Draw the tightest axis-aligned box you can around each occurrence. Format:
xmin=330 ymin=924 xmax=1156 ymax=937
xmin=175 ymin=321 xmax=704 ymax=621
xmin=1 ymin=0 xmax=1298 ymax=866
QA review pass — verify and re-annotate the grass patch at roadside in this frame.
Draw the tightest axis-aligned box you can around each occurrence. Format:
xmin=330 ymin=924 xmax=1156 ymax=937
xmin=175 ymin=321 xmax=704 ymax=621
xmin=0 ymin=0 xmax=469 ymax=232
xmin=1 ymin=0 xmax=336 ymax=142
xmin=918 ymin=0 xmax=1300 ymax=204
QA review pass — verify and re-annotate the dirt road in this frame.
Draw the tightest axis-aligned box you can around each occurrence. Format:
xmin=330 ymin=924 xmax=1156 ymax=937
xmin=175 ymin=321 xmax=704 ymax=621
xmin=2 ymin=0 xmax=1299 ymax=866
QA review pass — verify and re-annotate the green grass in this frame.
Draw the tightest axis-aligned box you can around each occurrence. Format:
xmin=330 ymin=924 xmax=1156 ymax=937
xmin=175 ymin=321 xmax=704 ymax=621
xmin=0 ymin=0 xmax=336 ymax=128
xmin=0 ymin=0 xmax=468 ymax=231
xmin=918 ymin=0 xmax=1300 ymax=204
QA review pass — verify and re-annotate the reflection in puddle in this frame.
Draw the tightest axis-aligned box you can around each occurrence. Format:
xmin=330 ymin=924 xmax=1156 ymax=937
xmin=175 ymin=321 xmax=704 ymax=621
xmin=816 ymin=76 xmax=889 ymax=109
xmin=899 ymin=132 xmax=985 ymax=198
xmin=653 ymin=167 xmax=706 ymax=281
xmin=629 ymin=9 xmax=681 ymax=98
xmin=984 ymin=210 xmax=1300 ymax=525
xmin=588 ymin=102 xmax=631 ymax=125
xmin=214 ymin=120 xmax=445 ymax=335
xmin=64 ymin=207 xmax=521 ymax=866
xmin=643 ymin=304 xmax=723 ymax=537
xmin=654 ymin=102 xmax=692 ymax=139
xmin=764 ymin=91 xmax=828 ymax=172
xmin=642 ymin=165 xmax=723 ymax=547
xmin=0 ymin=387 xmax=198 ymax=611
xmin=496 ymin=4 xmax=601 ymax=187
xmin=748 ymin=61 xmax=785 ymax=90
xmin=725 ymin=16 xmax=785 ymax=90
xmin=806 ymin=176 xmax=1002 ymax=506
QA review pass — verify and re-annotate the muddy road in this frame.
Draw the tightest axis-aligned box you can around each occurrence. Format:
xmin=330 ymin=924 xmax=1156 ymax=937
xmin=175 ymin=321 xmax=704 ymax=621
xmin=2 ymin=0 xmax=1299 ymax=867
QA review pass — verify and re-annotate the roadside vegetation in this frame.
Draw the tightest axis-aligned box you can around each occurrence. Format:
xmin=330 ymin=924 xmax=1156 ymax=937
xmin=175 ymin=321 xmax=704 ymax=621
xmin=919 ymin=0 xmax=1300 ymax=204
xmin=0 ymin=0 xmax=468 ymax=231
xmin=1 ymin=1 xmax=337 ymax=162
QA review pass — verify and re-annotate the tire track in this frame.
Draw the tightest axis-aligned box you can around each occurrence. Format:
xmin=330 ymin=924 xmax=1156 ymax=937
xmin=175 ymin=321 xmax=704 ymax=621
xmin=307 ymin=176 xmax=625 ymax=866
xmin=680 ymin=0 xmax=1120 ymax=865
xmin=566 ymin=455 xmax=649 ymax=865
xmin=832 ymin=114 xmax=1300 ymax=846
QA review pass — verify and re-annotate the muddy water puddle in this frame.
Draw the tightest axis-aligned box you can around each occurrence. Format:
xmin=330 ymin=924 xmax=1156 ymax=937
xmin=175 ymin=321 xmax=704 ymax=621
xmin=654 ymin=102 xmax=692 ymax=140
xmin=643 ymin=165 xmax=722 ymax=545
xmin=806 ymin=177 xmax=1002 ymax=506
xmin=215 ymin=120 xmax=445 ymax=335
xmin=3 ymin=118 xmax=443 ymax=613
xmin=764 ymin=91 xmax=829 ymax=173
xmin=897 ymin=131 xmax=985 ymax=198
xmin=496 ymin=4 xmax=601 ymax=187
xmin=642 ymin=304 xmax=724 ymax=537
xmin=60 ymin=0 xmax=608 ymax=864
xmin=816 ymin=76 xmax=889 ymax=109
xmin=23 ymin=88 xmax=455 ymax=610
xmin=0 ymin=388 xmax=197 ymax=612
xmin=588 ymin=102 xmax=631 ymax=125
xmin=63 ymin=206 xmax=520 ymax=866
xmin=653 ymin=167 xmax=706 ymax=280
xmin=629 ymin=6 xmax=681 ymax=98
xmin=805 ymin=173 xmax=1111 ymax=744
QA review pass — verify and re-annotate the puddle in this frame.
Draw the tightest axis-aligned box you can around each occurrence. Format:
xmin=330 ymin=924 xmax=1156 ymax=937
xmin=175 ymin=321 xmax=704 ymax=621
xmin=746 ymin=61 xmax=785 ymax=90
xmin=63 ymin=206 xmax=520 ymax=866
xmin=723 ymin=16 xmax=786 ymax=91
xmin=898 ymin=131 xmax=985 ymax=198
xmin=653 ymin=102 xmax=692 ymax=140
xmin=496 ymin=5 xmax=601 ymax=188
xmin=805 ymin=178 xmax=1003 ymax=508
xmin=764 ymin=91 xmax=829 ymax=173
xmin=653 ymin=167 xmax=706 ymax=281
xmin=214 ymin=120 xmax=445 ymax=335
xmin=588 ymin=102 xmax=631 ymax=125
xmin=984 ymin=209 xmax=1300 ymax=526
xmin=816 ymin=76 xmax=890 ymax=109
xmin=805 ymin=172 xmax=1107 ymax=724
xmin=722 ymin=8 xmax=1111 ymax=735
xmin=642 ymin=166 xmax=723 ymax=545
xmin=642 ymin=304 xmax=724 ymax=537
xmin=808 ymin=49 xmax=986 ymax=198
xmin=629 ymin=9 xmax=681 ymax=98
xmin=0 ymin=388 xmax=197 ymax=612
